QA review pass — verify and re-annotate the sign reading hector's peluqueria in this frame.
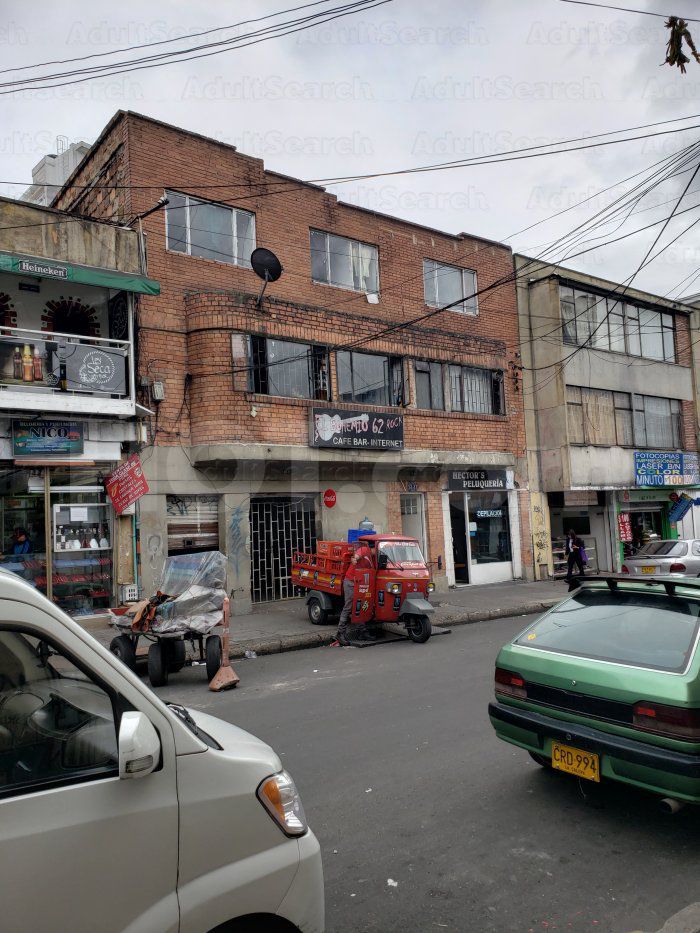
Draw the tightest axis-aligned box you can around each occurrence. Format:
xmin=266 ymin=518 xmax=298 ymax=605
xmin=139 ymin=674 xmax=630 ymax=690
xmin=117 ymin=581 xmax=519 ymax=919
xmin=448 ymin=469 xmax=510 ymax=491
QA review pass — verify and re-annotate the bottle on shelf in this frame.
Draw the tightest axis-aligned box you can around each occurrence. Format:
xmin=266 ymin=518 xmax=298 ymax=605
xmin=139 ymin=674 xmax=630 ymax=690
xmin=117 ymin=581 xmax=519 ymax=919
xmin=81 ymin=530 xmax=89 ymax=549
xmin=22 ymin=344 xmax=33 ymax=382
xmin=12 ymin=346 xmax=22 ymax=380
xmin=89 ymin=527 xmax=99 ymax=549
xmin=98 ymin=525 xmax=109 ymax=549
xmin=33 ymin=346 xmax=43 ymax=381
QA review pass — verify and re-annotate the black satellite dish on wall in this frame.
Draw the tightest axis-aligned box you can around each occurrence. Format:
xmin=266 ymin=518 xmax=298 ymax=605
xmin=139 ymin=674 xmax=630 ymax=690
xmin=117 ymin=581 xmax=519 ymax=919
xmin=250 ymin=247 xmax=283 ymax=308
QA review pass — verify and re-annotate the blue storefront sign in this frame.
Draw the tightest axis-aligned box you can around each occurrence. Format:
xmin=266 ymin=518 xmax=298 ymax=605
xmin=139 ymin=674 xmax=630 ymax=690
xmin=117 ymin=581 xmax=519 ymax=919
xmin=669 ymin=494 xmax=694 ymax=523
xmin=12 ymin=420 xmax=84 ymax=457
xmin=634 ymin=451 xmax=700 ymax=487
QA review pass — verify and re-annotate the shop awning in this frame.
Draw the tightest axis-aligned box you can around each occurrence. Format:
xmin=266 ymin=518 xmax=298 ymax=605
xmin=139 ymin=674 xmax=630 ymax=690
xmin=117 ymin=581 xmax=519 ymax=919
xmin=0 ymin=250 xmax=160 ymax=295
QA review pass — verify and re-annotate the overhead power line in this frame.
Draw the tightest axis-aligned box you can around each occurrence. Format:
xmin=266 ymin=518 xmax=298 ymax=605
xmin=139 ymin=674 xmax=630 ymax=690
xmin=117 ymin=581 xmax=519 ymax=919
xmin=558 ymin=0 xmax=700 ymax=21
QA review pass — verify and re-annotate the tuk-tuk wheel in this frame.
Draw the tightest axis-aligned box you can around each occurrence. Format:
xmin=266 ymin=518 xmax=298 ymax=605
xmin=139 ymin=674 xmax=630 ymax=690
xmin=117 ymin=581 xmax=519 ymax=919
xmin=307 ymin=597 xmax=329 ymax=625
xmin=147 ymin=642 xmax=169 ymax=687
xmin=406 ymin=615 xmax=432 ymax=644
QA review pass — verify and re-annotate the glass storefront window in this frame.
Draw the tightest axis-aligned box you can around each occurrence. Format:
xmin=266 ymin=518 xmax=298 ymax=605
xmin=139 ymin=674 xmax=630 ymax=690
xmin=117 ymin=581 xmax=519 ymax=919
xmin=0 ymin=468 xmax=47 ymax=594
xmin=469 ymin=491 xmax=511 ymax=564
xmin=50 ymin=467 xmax=114 ymax=617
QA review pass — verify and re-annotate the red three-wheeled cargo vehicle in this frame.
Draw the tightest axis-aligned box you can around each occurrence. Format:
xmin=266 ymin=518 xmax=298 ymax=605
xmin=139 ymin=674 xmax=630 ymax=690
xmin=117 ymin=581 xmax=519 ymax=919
xmin=291 ymin=533 xmax=435 ymax=643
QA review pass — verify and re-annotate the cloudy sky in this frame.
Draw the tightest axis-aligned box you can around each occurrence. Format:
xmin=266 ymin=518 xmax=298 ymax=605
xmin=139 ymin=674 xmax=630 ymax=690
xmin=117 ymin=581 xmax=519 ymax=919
xmin=3 ymin=0 xmax=700 ymax=296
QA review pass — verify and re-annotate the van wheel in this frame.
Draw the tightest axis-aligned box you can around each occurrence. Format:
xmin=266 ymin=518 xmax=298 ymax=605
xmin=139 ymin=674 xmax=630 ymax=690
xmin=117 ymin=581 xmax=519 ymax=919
xmin=110 ymin=635 xmax=137 ymax=672
xmin=148 ymin=642 xmax=169 ymax=687
xmin=167 ymin=640 xmax=186 ymax=673
xmin=206 ymin=635 xmax=222 ymax=681
xmin=406 ymin=615 xmax=431 ymax=644
xmin=307 ymin=597 xmax=329 ymax=625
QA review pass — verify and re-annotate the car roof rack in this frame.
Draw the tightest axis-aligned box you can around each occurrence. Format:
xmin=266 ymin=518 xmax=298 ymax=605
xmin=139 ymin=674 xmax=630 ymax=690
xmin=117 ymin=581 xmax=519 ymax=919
xmin=572 ymin=573 xmax=700 ymax=599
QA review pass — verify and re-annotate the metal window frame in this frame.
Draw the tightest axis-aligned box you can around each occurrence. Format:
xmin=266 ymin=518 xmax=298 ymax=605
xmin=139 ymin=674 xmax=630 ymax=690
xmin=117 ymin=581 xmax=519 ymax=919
xmin=423 ymin=258 xmax=478 ymax=315
xmin=164 ymin=189 xmax=255 ymax=267
xmin=310 ymin=229 xmax=379 ymax=294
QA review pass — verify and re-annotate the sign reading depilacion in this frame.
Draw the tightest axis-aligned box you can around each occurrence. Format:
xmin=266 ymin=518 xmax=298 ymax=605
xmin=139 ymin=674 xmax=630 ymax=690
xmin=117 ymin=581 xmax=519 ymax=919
xmin=12 ymin=420 xmax=84 ymax=457
xmin=634 ymin=451 xmax=700 ymax=487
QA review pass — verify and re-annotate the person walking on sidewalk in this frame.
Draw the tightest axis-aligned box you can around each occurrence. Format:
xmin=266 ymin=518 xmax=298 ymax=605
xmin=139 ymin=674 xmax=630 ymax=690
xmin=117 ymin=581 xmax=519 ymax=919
xmin=335 ymin=541 xmax=372 ymax=646
xmin=565 ymin=528 xmax=585 ymax=583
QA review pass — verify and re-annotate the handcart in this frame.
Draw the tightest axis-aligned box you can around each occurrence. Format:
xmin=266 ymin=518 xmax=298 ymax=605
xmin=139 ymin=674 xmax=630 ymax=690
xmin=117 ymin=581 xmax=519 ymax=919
xmin=109 ymin=551 xmax=231 ymax=687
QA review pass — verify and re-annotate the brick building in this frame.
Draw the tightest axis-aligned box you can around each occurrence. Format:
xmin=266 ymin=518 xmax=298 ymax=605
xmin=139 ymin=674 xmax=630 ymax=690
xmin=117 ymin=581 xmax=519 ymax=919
xmin=55 ymin=111 xmax=531 ymax=610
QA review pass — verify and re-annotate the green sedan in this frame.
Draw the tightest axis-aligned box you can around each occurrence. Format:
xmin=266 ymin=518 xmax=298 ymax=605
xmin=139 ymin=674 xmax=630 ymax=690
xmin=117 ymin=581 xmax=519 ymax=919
xmin=489 ymin=575 xmax=700 ymax=805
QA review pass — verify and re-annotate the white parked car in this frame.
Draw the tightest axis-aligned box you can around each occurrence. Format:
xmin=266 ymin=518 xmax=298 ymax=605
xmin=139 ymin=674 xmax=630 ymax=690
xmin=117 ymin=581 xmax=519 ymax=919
xmin=0 ymin=570 xmax=324 ymax=933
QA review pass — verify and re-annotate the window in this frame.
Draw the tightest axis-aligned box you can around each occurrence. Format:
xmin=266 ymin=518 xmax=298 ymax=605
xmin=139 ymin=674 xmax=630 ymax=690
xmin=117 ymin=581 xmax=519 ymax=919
xmin=423 ymin=260 xmax=478 ymax=315
xmin=470 ymin=491 xmax=511 ymax=564
xmin=310 ymin=230 xmax=378 ymax=293
xmin=248 ymin=336 xmax=329 ymax=400
xmin=559 ymin=285 xmax=676 ymax=362
xmin=514 ymin=588 xmax=700 ymax=674
xmin=449 ymin=365 xmax=504 ymax=415
xmin=414 ymin=361 xmax=444 ymax=410
xmin=166 ymin=495 xmax=220 ymax=555
xmin=0 ymin=629 xmax=118 ymax=798
xmin=567 ymin=385 xmax=682 ymax=448
xmin=165 ymin=190 xmax=256 ymax=266
xmin=336 ymin=351 xmax=404 ymax=406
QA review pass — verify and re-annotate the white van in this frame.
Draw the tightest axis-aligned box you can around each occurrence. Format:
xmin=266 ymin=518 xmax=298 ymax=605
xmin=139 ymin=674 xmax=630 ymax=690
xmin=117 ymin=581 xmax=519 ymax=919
xmin=0 ymin=570 xmax=324 ymax=933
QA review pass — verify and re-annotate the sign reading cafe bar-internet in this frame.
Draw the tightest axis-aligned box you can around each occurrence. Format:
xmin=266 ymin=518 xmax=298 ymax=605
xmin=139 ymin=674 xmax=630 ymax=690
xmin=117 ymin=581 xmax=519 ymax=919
xmin=310 ymin=408 xmax=404 ymax=450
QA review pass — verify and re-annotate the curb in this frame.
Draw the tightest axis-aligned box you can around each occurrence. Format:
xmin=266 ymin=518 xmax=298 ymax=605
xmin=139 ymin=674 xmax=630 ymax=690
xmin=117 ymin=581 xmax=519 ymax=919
xmin=630 ymin=903 xmax=700 ymax=933
xmin=226 ymin=599 xmax=560 ymax=659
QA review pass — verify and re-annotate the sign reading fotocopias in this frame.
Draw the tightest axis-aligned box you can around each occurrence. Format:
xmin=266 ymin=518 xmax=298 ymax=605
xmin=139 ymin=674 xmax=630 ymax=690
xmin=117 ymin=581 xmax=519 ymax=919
xmin=634 ymin=451 xmax=700 ymax=486
xmin=12 ymin=420 xmax=84 ymax=457
xmin=310 ymin=408 xmax=404 ymax=450
xmin=448 ymin=469 xmax=508 ymax=490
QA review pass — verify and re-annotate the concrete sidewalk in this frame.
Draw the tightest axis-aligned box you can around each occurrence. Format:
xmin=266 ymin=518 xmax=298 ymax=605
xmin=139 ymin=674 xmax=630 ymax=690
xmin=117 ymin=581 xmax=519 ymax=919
xmin=87 ymin=578 xmax=567 ymax=660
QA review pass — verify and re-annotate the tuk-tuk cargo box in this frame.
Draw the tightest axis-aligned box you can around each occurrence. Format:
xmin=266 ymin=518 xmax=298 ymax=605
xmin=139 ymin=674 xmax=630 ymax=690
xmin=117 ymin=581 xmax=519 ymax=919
xmin=317 ymin=541 xmax=356 ymax=560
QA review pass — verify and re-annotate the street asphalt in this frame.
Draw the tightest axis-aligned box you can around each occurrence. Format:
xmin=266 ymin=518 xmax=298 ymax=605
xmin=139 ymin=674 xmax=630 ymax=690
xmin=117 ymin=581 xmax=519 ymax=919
xmin=151 ymin=615 xmax=700 ymax=933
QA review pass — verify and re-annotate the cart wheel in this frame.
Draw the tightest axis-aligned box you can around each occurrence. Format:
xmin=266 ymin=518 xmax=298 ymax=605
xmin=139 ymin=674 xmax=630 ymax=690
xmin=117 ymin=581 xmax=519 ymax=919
xmin=148 ymin=642 xmax=169 ymax=687
xmin=406 ymin=615 xmax=432 ymax=644
xmin=167 ymin=640 xmax=186 ymax=673
xmin=110 ymin=635 xmax=137 ymax=672
xmin=205 ymin=635 xmax=222 ymax=682
xmin=307 ymin=597 xmax=329 ymax=625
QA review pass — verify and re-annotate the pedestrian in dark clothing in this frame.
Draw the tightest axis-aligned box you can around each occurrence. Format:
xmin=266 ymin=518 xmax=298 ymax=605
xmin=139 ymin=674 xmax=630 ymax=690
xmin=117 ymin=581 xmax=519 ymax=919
xmin=12 ymin=528 xmax=31 ymax=556
xmin=335 ymin=542 xmax=372 ymax=645
xmin=565 ymin=529 xmax=585 ymax=582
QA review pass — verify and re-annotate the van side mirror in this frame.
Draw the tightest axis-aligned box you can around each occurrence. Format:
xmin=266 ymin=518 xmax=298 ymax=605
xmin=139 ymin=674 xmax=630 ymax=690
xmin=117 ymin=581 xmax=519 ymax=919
xmin=377 ymin=553 xmax=388 ymax=570
xmin=119 ymin=711 xmax=160 ymax=779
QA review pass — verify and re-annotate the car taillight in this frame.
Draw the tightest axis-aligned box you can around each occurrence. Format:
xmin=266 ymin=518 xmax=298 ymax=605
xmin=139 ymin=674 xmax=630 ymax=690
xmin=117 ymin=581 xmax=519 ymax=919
xmin=495 ymin=667 xmax=527 ymax=699
xmin=632 ymin=701 xmax=700 ymax=741
xmin=669 ymin=563 xmax=687 ymax=574
xmin=621 ymin=564 xmax=629 ymax=574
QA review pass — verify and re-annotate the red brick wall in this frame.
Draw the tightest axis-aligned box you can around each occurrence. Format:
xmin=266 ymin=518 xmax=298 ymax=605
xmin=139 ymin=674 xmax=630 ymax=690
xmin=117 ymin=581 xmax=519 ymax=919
xmin=57 ymin=113 xmax=524 ymax=469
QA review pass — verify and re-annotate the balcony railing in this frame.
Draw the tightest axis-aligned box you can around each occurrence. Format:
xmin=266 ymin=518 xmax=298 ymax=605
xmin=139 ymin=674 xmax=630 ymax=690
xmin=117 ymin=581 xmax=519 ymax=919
xmin=0 ymin=325 xmax=135 ymax=415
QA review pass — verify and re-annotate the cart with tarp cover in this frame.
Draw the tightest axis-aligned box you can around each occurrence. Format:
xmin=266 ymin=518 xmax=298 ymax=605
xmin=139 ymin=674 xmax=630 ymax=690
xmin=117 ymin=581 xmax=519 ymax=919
xmin=109 ymin=551 xmax=228 ymax=686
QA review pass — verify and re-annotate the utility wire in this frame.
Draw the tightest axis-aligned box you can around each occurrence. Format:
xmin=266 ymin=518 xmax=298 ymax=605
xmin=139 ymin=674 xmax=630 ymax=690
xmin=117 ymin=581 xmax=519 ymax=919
xmin=558 ymin=0 xmax=700 ymax=20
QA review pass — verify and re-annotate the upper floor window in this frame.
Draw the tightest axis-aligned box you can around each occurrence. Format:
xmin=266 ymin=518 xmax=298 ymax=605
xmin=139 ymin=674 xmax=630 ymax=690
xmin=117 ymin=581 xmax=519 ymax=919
xmin=248 ymin=336 xmax=328 ymax=400
xmin=336 ymin=350 xmax=404 ymax=406
xmin=560 ymin=285 xmax=676 ymax=363
xmin=166 ymin=191 xmax=256 ymax=267
xmin=310 ymin=230 xmax=379 ymax=294
xmin=423 ymin=260 xmax=478 ymax=315
xmin=566 ymin=385 xmax=682 ymax=449
xmin=449 ymin=365 xmax=504 ymax=415
xmin=414 ymin=360 xmax=444 ymax=410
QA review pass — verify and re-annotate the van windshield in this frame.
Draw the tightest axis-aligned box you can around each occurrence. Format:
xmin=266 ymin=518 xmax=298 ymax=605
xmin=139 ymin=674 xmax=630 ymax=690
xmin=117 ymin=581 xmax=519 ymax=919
xmin=515 ymin=587 xmax=700 ymax=673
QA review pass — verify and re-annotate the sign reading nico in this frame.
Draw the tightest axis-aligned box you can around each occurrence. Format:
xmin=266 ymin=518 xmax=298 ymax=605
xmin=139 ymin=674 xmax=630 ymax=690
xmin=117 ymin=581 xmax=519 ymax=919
xmin=310 ymin=408 xmax=404 ymax=450
xmin=13 ymin=420 xmax=84 ymax=456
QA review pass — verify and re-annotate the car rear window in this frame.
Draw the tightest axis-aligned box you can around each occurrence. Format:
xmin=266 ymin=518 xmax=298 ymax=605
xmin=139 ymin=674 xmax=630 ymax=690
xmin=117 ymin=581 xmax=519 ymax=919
xmin=636 ymin=541 xmax=688 ymax=557
xmin=515 ymin=588 xmax=700 ymax=673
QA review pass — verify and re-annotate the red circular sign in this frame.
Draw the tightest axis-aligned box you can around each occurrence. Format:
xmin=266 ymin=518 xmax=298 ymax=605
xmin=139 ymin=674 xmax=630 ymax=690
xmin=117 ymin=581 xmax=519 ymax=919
xmin=670 ymin=492 xmax=680 ymax=502
xmin=323 ymin=489 xmax=337 ymax=508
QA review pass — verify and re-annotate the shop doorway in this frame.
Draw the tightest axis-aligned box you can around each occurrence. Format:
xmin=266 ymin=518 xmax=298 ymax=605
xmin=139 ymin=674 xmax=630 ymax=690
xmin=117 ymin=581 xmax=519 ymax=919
xmin=250 ymin=495 xmax=318 ymax=603
xmin=629 ymin=509 xmax=663 ymax=551
xmin=0 ymin=467 xmax=47 ymax=594
xmin=449 ymin=492 xmax=470 ymax=584
xmin=400 ymin=494 xmax=427 ymax=557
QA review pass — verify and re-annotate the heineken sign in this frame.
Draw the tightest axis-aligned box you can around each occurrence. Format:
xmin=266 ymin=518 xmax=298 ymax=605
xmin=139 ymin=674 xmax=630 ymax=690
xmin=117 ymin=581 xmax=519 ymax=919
xmin=13 ymin=420 xmax=84 ymax=457
xmin=17 ymin=259 xmax=68 ymax=279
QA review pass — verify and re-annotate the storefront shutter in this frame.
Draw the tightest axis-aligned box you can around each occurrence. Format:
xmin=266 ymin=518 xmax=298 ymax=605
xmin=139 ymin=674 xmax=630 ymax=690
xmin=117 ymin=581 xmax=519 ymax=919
xmin=166 ymin=495 xmax=219 ymax=554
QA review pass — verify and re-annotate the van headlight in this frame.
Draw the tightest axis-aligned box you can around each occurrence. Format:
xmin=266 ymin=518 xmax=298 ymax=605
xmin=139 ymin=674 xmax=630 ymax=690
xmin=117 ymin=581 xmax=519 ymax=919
xmin=426 ymin=582 xmax=435 ymax=594
xmin=257 ymin=770 xmax=308 ymax=837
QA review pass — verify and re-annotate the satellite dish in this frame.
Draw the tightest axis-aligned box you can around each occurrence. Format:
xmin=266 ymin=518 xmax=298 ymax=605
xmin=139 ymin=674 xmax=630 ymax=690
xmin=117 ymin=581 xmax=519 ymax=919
xmin=251 ymin=248 xmax=283 ymax=283
xmin=250 ymin=248 xmax=283 ymax=309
